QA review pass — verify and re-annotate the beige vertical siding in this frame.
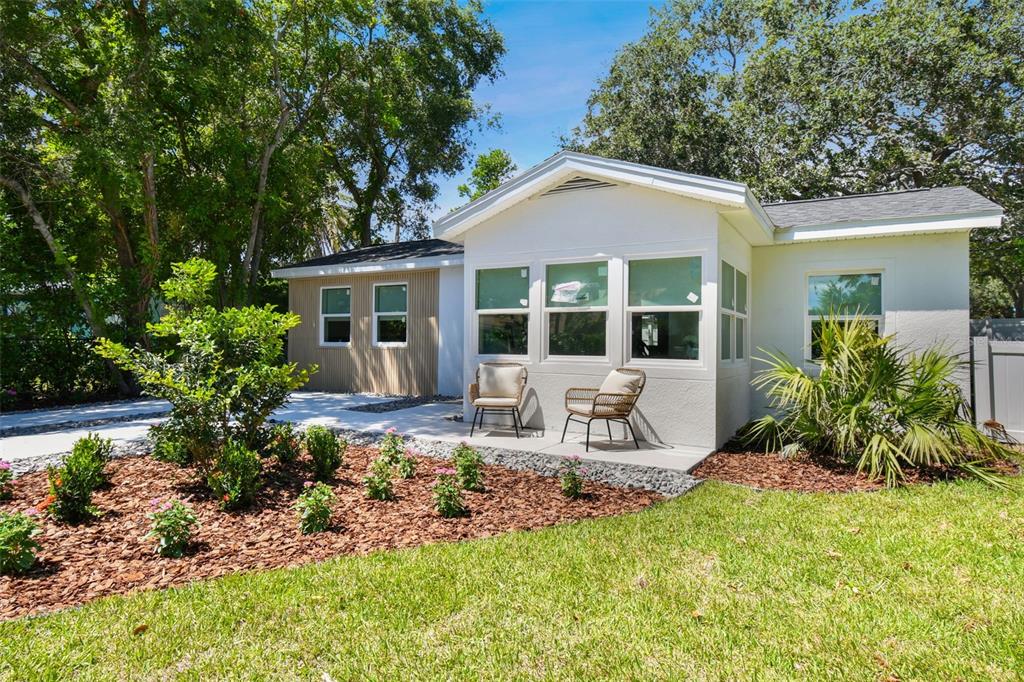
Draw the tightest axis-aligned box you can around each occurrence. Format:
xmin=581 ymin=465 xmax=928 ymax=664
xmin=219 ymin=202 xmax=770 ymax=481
xmin=287 ymin=270 xmax=439 ymax=395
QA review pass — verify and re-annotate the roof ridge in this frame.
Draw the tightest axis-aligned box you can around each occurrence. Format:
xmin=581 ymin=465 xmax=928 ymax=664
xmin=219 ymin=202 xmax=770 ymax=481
xmin=765 ymin=187 xmax=956 ymax=207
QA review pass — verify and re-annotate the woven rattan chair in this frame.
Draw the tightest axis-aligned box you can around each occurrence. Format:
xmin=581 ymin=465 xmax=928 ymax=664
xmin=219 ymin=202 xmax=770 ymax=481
xmin=468 ymin=362 xmax=528 ymax=438
xmin=561 ymin=368 xmax=646 ymax=451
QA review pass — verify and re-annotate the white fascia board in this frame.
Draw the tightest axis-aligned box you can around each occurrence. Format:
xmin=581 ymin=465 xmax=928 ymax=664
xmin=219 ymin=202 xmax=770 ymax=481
xmin=271 ymin=255 xmax=464 ymax=280
xmin=772 ymin=211 xmax=1003 ymax=243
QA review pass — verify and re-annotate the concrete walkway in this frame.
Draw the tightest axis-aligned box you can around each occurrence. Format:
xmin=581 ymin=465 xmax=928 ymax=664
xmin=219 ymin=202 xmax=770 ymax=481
xmin=0 ymin=392 xmax=709 ymax=473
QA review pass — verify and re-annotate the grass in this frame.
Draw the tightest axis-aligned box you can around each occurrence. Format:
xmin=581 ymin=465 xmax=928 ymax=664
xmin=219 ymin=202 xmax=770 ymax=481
xmin=2 ymin=479 xmax=1023 ymax=680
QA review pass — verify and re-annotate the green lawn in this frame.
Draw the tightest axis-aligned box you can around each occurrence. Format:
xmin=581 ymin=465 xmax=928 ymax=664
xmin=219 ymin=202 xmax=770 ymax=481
xmin=2 ymin=479 xmax=1023 ymax=681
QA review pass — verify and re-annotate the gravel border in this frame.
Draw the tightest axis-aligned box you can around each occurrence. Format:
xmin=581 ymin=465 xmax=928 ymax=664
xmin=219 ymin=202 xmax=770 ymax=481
xmin=345 ymin=395 xmax=461 ymax=414
xmin=0 ymin=411 xmax=171 ymax=439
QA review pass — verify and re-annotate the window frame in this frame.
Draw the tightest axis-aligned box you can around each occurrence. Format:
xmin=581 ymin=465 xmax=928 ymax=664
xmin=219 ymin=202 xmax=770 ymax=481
xmin=803 ymin=268 xmax=885 ymax=362
xmin=372 ymin=282 xmax=409 ymax=348
xmin=542 ymin=258 xmax=610 ymax=361
xmin=624 ymin=255 xmax=704 ymax=365
xmin=719 ymin=260 xmax=749 ymax=364
xmin=475 ymin=265 xmax=531 ymax=358
xmin=319 ymin=285 xmax=352 ymax=348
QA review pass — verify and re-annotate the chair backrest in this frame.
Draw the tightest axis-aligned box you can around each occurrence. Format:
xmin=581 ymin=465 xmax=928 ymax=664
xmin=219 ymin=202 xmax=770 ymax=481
xmin=598 ymin=368 xmax=646 ymax=397
xmin=476 ymin=362 xmax=528 ymax=399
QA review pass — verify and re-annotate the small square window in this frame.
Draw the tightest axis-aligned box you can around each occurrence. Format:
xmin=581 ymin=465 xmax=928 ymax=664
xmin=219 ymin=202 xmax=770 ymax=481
xmin=548 ymin=311 xmax=606 ymax=356
xmin=374 ymin=284 xmax=408 ymax=346
xmin=320 ymin=287 xmax=351 ymax=345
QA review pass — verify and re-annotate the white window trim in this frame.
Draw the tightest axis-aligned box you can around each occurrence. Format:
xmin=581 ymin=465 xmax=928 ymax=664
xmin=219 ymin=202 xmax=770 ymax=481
xmin=542 ymin=257 xmax=611 ymax=361
xmin=803 ymin=268 xmax=885 ymax=362
xmin=319 ymin=285 xmax=351 ymax=348
xmin=372 ymin=282 xmax=408 ymax=348
xmin=719 ymin=261 xmax=749 ymax=364
xmin=475 ymin=266 xmax=530 ymax=359
xmin=624 ymin=255 xmax=704 ymax=366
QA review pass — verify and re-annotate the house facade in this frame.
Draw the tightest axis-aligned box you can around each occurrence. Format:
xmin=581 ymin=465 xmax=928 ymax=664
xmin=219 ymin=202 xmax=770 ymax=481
xmin=272 ymin=152 xmax=1002 ymax=454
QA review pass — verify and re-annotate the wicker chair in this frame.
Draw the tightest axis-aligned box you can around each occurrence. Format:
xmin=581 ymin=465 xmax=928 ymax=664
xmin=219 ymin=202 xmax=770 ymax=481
xmin=468 ymin=362 xmax=528 ymax=438
xmin=561 ymin=368 xmax=646 ymax=451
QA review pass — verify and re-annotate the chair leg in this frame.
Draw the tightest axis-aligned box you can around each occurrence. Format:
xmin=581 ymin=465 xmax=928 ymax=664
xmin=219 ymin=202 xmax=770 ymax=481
xmin=585 ymin=419 xmax=592 ymax=452
xmin=512 ymin=408 xmax=520 ymax=438
xmin=560 ymin=414 xmax=572 ymax=443
xmin=470 ymin=407 xmax=479 ymax=437
xmin=514 ymin=408 xmax=524 ymax=433
xmin=606 ymin=419 xmax=613 ymax=442
xmin=625 ymin=419 xmax=640 ymax=449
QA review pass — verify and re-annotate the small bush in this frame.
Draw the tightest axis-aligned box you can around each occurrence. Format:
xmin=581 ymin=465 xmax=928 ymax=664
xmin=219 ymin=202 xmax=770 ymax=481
xmin=207 ymin=440 xmax=262 ymax=510
xmin=304 ymin=426 xmax=345 ymax=481
xmin=453 ymin=442 xmax=484 ymax=491
xmin=396 ymin=452 xmax=417 ymax=479
xmin=558 ymin=455 xmax=587 ymax=499
xmin=379 ymin=428 xmax=405 ymax=465
xmin=363 ymin=457 xmax=395 ymax=501
xmin=146 ymin=499 xmax=198 ymax=558
xmin=295 ymin=481 xmax=335 ymax=534
xmin=266 ymin=422 xmax=302 ymax=465
xmin=69 ymin=433 xmax=113 ymax=490
xmin=0 ymin=460 xmax=12 ymax=501
xmin=150 ymin=423 xmax=191 ymax=467
xmin=432 ymin=467 xmax=467 ymax=518
xmin=0 ymin=511 xmax=41 ymax=575
xmin=46 ymin=442 xmax=108 ymax=523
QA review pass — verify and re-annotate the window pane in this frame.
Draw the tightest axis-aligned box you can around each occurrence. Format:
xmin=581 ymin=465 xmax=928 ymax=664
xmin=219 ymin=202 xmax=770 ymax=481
xmin=630 ymin=311 xmax=699 ymax=360
xmin=546 ymin=262 xmax=608 ymax=307
xmin=323 ymin=317 xmax=350 ymax=344
xmin=721 ymin=314 xmax=732 ymax=360
xmin=375 ymin=284 xmax=407 ymax=313
xmin=479 ymin=314 xmax=528 ymax=355
xmin=629 ymin=257 xmax=702 ymax=306
xmin=321 ymin=288 xmax=350 ymax=315
xmin=736 ymin=270 xmax=747 ymax=315
xmin=377 ymin=314 xmax=406 ymax=343
xmin=810 ymin=318 xmax=879 ymax=359
xmin=477 ymin=267 xmax=529 ymax=310
xmin=736 ymin=318 xmax=745 ymax=359
xmin=548 ymin=312 xmax=606 ymax=356
xmin=721 ymin=261 xmax=735 ymax=311
xmin=808 ymin=273 xmax=881 ymax=316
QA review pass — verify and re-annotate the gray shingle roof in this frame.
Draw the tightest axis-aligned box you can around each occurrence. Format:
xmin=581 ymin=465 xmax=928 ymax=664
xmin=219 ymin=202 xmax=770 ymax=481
xmin=763 ymin=186 xmax=1001 ymax=229
xmin=281 ymin=239 xmax=463 ymax=270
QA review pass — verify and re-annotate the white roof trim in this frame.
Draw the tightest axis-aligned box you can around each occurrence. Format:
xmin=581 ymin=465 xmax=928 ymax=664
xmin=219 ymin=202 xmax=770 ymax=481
xmin=773 ymin=211 xmax=1003 ymax=244
xmin=271 ymin=255 xmax=463 ymax=280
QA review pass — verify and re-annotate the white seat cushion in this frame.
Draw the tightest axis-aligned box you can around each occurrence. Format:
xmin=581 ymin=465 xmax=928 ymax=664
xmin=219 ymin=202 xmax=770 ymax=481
xmin=472 ymin=396 xmax=520 ymax=408
xmin=598 ymin=370 xmax=642 ymax=396
xmin=478 ymin=364 xmax=524 ymax=398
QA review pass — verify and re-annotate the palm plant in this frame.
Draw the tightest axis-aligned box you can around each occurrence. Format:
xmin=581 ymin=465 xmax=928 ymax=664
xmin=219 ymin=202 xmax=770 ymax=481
xmin=746 ymin=315 xmax=1018 ymax=487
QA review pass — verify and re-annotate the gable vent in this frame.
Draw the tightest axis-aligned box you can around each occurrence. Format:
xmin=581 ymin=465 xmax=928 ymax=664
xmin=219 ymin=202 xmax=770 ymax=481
xmin=542 ymin=175 xmax=615 ymax=197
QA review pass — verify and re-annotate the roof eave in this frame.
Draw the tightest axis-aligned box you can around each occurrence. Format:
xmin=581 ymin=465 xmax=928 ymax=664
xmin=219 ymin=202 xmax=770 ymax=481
xmin=271 ymin=254 xmax=464 ymax=280
xmin=772 ymin=210 xmax=1003 ymax=244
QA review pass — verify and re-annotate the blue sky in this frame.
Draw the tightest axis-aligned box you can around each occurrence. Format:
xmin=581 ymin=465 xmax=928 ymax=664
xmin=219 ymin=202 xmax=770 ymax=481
xmin=432 ymin=0 xmax=664 ymax=218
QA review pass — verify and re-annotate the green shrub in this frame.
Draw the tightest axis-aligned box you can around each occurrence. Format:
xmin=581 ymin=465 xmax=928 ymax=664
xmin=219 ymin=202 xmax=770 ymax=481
xmin=96 ymin=258 xmax=315 ymax=472
xmin=304 ymin=426 xmax=345 ymax=481
xmin=379 ymin=428 xmax=405 ymax=465
xmin=363 ymin=457 xmax=395 ymax=501
xmin=207 ymin=440 xmax=262 ymax=510
xmin=453 ymin=442 xmax=484 ymax=491
xmin=266 ymin=422 xmax=302 ymax=465
xmin=146 ymin=499 xmax=199 ymax=558
xmin=747 ymin=314 xmax=1020 ymax=487
xmin=150 ymin=422 xmax=192 ymax=466
xmin=432 ymin=467 xmax=467 ymax=518
xmin=68 ymin=433 xmax=113 ymax=490
xmin=46 ymin=442 xmax=108 ymax=523
xmin=396 ymin=452 xmax=417 ymax=479
xmin=558 ymin=456 xmax=586 ymax=499
xmin=0 ymin=460 xmax=12 ymax=501
xmin=0 ymin=511 xmax=41 ymax=575
xmin=295 ymin=481 xmax=335 ymax=534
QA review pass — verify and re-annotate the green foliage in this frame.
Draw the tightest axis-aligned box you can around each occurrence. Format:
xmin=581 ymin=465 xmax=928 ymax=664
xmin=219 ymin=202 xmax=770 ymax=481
xmin=0 ymin=461 xmax=12 ymax=501
xmin=747 ymin=315 xmax=1020 ymax=487
xmin=457 ymin=149 xmax=517 ymax=202
xmin=207 ymin=441 xmax=262 ymax=510
xmin=396 ymin=453 xmax=418 ymax=480
xmin=558 ymin=456 xmax=586 ymax=500
xmin=46 ymin=444 xmax=107 ymax=524
xmin=150 ymin=423 xmax=192 ymax=467
xmin=295 ymin=482 xmax=335 ymax=535
xmin=363 ymin=457 xmax=396 ymax=502
xmin=146 ymin=499 xmax=199 ymax=558
xmin=378 ymin=430 xmax=405 ymax=465
xmin=431 ymin=467 xmax=467 ymax=518
xmin=266 ymin=423 xmax=302 ymax=466
xmin=453 ymin=443 xmax=485 ymax=491
xmin=68 ymin=433 xmax=113 ymax=490
xmin=0 ymin=511 xmax=41 ymax=576
xmin=304 ymin=426 xmax=345 ymax=482
xmin=96 ymin=259 xmax=313 ymax=473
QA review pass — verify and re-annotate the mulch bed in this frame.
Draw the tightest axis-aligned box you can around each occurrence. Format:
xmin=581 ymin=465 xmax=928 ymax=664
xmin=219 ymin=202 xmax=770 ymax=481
xmin=692 ymin=451 xmax=885 ymax=493
xmin=0 ymin=448 xmax=660 ymax=621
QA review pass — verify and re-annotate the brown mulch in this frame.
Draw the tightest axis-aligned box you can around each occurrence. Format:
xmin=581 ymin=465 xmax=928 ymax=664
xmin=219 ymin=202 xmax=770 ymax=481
xmin=0 ymin=448 xmax=659 ymax=621
xmin=692 ymin=451 xmax=887 ymax=493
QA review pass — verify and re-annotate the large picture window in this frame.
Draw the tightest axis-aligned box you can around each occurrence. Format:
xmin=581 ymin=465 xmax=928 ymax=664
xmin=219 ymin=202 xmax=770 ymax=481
xmin=476 ymin=267 xmax=529 ymax=355
xmin=720 ymin=261 xmax=748 ymax=361
xmin=546 ymin=261 xmax=608 ymax=357
xmin=373 ymin=283 xmax=407 ymax=346
xmin=627 ymin=256 xmax=702 ymax=361
xmin=320 ymin=286 xmax=351 ymax=346
xmin=806 ymin=271 xmax=882 ymax=359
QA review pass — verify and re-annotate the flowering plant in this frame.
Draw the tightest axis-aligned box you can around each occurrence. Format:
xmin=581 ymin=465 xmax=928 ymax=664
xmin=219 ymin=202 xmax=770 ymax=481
xmin=396 ymin=451 xmax=418 ymax=479
xmin=0 ymin=460 xmax=12 ymax=501
xmin=363 ymin=456 xmax=396 ymax=501
xmin=0 ymin=511 xmax=41 ymax=575
xmin=379 ymin=428 xmax=406 ymax=466
xmin=295 ymin=481 xmax=335 ymax=534
xmin=432 ymin=467 xmax=467 ymax=518
xmin=558 ymin=456 xmax=587 ymax=499
xmin=146 ymin=498 xmax=199 ymax=558
xmin=453 ymin=442 xmax=484 ymax=491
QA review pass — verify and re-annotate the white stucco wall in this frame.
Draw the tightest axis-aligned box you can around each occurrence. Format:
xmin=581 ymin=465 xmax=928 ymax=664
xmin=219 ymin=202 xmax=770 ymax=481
xmin=461 ymin=183 xmax=721 ymax=450
xmin=437 ymin=265 xmax=465 ymax=396
xmin=716 ymin=218 xmax=753 ymax=445
xmin=750 ymin=231 xmax=971 ymax=413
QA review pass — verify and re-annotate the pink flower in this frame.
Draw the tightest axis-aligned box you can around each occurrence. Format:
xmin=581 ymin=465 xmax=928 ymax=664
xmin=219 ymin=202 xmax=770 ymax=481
xmin=149 ymin=497 xmax=162 ymax=507
xmin=0 ymin=460 xmax=11 ymax=470
xmin=386 ymin=427 xmax=397 ymax=434
xmin=23 ymin=508 xmax=38 ymax=517
xmin=303 ymin=481 xmax=314 ymax=488
xmin=434 ymin=467 xmax=456 ymax=476
xmin=566 ymin=455 xmax=582 ymax=462
xmin=579 ymin=468 xmax=589 ymax=475
xmin=160 ymin=501 xmax=174 ymax=512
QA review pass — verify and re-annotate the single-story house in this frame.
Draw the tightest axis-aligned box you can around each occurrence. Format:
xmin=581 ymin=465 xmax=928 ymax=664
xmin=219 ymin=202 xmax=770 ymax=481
xmin=272 ymin=151 xmax=1003 ymax=454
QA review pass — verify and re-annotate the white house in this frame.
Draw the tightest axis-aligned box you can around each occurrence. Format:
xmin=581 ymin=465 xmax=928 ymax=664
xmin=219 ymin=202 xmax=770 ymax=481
xmin=272 ymin=151 xmax=1003 ymax=455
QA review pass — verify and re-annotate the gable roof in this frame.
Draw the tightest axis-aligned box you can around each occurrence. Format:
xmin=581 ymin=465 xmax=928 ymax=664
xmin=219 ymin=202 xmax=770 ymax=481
xmin=271 ymin=239 xmax=463 ymax=279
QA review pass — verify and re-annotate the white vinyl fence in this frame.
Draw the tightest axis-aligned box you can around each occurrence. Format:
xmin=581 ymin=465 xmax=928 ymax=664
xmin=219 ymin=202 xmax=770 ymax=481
xmin=971 ymin=336 xmax=1024 ymax=442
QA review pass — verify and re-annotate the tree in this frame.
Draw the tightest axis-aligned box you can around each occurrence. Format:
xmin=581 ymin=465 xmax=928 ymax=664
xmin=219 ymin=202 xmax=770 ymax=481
xmin=568 ymin=0 xmax=1024 ymax=316
xmin=458 ymin=149 xmax=517 ymax=201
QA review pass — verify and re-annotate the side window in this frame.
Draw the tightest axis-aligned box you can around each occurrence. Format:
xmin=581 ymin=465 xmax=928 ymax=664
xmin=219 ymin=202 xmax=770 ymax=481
xmin=807 ymin=272 xmax=882 ymax=359
xmin=627 ymin=256 xmax=702 ymax=361
xmin=476 ymin=267 xmax=529 ymax=355
xmin=373 ymin=283 xmax=407 ymax=346
xmin=320 ymin=287 xmax=351 ymax=345
xmin=720 ymin=261 xmax=748 ymax=361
